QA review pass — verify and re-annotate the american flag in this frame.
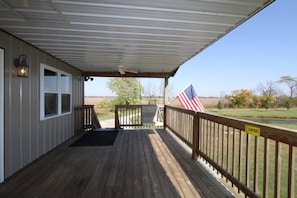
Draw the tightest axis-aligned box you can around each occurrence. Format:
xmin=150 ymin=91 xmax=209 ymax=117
xmin=177 ymin=84 xmax=205 ymax=112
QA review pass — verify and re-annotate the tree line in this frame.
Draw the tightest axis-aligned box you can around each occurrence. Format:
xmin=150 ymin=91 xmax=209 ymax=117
xmin=104 ymin=76 xmax=297 ymax=110
xmin=223 ymin=76 xmax=297 ymax=109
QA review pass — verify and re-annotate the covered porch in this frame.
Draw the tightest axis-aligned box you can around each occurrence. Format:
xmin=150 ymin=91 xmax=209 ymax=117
xmin=0 ymin=1 xmax=282 ymax=197
xmin=72 ymin=105 xmax=297 ymax=197
xmin=0 ymin=128 xmax=236 ymax=198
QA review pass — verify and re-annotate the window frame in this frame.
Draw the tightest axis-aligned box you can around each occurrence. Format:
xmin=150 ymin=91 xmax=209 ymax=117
xmin=40 ymin=63 xmax=72 ymax=120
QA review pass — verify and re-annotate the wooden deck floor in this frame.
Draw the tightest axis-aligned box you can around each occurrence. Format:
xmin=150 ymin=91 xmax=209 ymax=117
xmin=0 ymin=129 xmax=236 ymax=198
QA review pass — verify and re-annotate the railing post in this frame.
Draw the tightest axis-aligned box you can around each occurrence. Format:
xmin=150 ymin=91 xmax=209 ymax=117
xmin=91 ymin=107 xmax=101 ymax=129
xmin=163 ymin=105 xmax=167 ymax=129
xmin=74 ymin=106 xmax=84 ymax=134
xmin=115 ymin=105 xmax=120 ymax=129
xmin=80 ymin=106 xmax=85 ymax=131
xmin=192 ymin=112 xmax=199 ymax=160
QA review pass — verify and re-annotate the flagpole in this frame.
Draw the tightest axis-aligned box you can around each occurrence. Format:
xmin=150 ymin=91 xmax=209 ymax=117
xmin=176 ymin=83 xmax=192 ymax=97
xmin=168 ymin=83 xmax=192 ymax=104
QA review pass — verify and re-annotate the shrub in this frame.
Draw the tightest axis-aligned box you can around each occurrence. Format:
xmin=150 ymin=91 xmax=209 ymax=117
xmin=285 ymin=99 xmax=292 ymax=110
xmin=217 ymin=100 xmax=223 ymax=110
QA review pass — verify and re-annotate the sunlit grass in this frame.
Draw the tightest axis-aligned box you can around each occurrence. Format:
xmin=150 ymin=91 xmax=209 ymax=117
xmin=207 ymin=108 xmax=297 ymax=119
xmin=207 ymin=108 xmax=297 ymax=130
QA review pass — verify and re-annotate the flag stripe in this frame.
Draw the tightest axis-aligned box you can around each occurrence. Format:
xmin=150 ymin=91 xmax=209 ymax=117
xmin=178 ymin=93 xmax=193 ymax=110
xmin=177 ymin=84 xmax=205 ymax=112
xmin=193 ymin=97 xmax=205 ymax=111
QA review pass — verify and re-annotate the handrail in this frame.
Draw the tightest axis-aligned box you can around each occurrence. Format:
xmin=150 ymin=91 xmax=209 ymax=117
xmin=165 ymin=105 xmax=297 ymax=198
xmin=115 ymin=105 xmax=163 ymax=129
xmin=165 ymin=105 xmax=195 ymax=147
xmin=74 ymin=105 xmax=101 ymax=132
xmin=115 ymin=105 xmax=142 ymax=129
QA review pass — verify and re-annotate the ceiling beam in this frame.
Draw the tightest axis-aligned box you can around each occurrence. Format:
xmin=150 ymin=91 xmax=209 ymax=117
xmin=82 ymin=71 xmax=171 ymax=78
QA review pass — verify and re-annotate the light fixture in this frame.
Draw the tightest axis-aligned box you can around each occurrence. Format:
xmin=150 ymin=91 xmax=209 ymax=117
xmin=84 ymin=76 xmax=94 ymax=81
xmin=15 ymin=55 xmax=29 ymax=77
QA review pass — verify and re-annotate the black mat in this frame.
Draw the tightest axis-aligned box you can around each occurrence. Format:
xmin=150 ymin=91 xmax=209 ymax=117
xmin=70 ymin=130 xmax=118 ymax=147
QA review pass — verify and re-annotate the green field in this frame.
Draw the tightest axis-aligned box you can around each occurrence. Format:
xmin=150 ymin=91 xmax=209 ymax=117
xmin=207 ymin=108 xmax=297 ymax=119
xmin=207 ymin=108 xmax=297 ymax=130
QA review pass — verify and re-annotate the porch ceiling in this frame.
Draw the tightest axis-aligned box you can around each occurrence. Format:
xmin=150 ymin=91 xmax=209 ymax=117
xmin=0 ymin=0 xmax=274 ymax=78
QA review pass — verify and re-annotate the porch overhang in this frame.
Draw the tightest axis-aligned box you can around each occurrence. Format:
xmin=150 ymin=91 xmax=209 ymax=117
xmin=0 ymin=0 xmax=275 ymax=78
xmin=82 ymin=71 xmax=170 ymax=78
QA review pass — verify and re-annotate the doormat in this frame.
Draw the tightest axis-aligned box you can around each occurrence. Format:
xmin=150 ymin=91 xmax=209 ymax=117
xmin=70 ymin=130 xmax=118 ymax=147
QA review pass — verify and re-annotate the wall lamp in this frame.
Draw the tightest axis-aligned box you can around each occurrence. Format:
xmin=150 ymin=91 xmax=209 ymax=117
xmin=84 ymin=76 xmax=94 ymax=81
xmin=15 ymin=55 xmax=29 ymax=77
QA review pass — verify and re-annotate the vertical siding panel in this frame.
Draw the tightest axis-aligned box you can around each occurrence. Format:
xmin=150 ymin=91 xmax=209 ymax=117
xmin=47 ymin=119 xmax=51 ymax=152
xmin=21 ymin=45 xmax=32 ymax=166
xmin=3 ymin=33 xmax=12 ymax=176
xmin=30 ymin=47 xmax=39 ymax=162
xmin=27 ymin=48 xmax=32 ymax=163
xmin=60 ymin=117 xmax=63 ymax=144
xmin=11 ymin=37 xmax=21 ymax=175
xmin=39 ymin=122 xmax=45 ymax=156
xmin=54 ymin=118 xmax=58 ymax=148
xmin=39 ymin=52 xmax=46 ymax=156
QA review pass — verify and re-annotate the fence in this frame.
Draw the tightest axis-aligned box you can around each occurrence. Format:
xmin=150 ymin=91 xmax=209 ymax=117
xmin=74 ymin=105 xmax=101 ymax=132
xmin=165 ymin=105 xmax=297 ymax=198
xmin=115 ymin=105 xmax=164 ymax=129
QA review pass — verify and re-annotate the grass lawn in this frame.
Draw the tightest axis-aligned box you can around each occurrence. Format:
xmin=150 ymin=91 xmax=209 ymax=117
xmin=207 ymin=108 xmax=297 ymax=130
xmin=207 ymin=108 xmax=297 ymax=119
xmin=95 ymin=107 xmax=114 ymax=121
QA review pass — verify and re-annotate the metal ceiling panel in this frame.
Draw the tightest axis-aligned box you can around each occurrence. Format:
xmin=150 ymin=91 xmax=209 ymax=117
xmin=0 ymin=0 xmax=275 ymax=77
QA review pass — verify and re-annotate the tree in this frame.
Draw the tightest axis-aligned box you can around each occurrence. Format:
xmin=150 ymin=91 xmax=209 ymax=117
xmin=258 ymin=95 xmax=276 ymax=110
xmin=143 ymin=82 xmax=158 ymax=104
xmin=285 ymin=99 xmax=292 ymax=110
xmin=277 ymin=76 xmax=297 ymax=98
xmin=256 ymin=81 xmax=278 ymax=108
xmin=217 ymin=100 xmax=223 ymax=110
xmin=229 ymin=89 xmax=253 ymax=108
xmin=257 ymin=81 xmax=278 ymax=97
xmin=107 ymin=78 xmax=143 ymax=105
xmin=263 ymin=99 xmax=270 ymax=110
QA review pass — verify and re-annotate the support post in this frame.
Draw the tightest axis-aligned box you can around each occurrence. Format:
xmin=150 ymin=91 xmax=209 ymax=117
xmin=163 ymin=77 xmax=169 ymax=128
xmin=115 ymin=105 xmax=120 ymax=129
xmin=192 ymin=112 xmax=199 ymax=160
xmin=164 ymin=77 xmax=169 ymax=105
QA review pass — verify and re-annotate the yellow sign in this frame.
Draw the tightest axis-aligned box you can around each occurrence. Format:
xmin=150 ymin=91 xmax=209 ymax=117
xmin=245 ymin=125 xmax=260 ymax=137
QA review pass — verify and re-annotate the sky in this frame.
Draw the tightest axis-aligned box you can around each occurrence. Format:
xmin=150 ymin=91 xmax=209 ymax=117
xmin=85 ymin=0 xmax=297 ymax=98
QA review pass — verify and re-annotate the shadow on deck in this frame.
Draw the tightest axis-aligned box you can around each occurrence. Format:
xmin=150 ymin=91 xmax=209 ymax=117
xmin=0 ymin=129 xmax=237 ymax=198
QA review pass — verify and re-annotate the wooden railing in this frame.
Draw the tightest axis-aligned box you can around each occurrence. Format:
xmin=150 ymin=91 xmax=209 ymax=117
xmin=115 ymin=105 xmax=163 ymax=129
xmin=115 ymin=105 xmax=142 ymax=129
xmin=74 ymin=105 xmax=101 ymax=132
xmin=165 ymin=106 xmax=195 ymax=147
xmin=165 ymin=105 xmax=297 ymax=198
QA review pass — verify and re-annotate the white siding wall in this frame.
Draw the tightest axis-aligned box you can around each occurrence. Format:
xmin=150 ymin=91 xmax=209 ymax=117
xmin=0 ymin=30 xmax=84 ymax=179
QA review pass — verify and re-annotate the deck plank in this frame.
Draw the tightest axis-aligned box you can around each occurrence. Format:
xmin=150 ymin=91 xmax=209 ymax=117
xmin=138 ymin=130 xmax=153 ymax=198
xmin=0 ymin=129 xmax=237 ymax=198
xmin=150 ymin=132 xmax=200 ymax=198
xmin=132 ymin=132 xmax=144 ymax=198
xmin=141 ymin=130 xmax=167 ymax=197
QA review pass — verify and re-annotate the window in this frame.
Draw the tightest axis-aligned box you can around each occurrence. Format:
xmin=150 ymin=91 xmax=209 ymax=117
xmin=61 ymin=74 xmax=71 ymax=113
xmin=40 ymin=64 xmax=72 ymax=120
